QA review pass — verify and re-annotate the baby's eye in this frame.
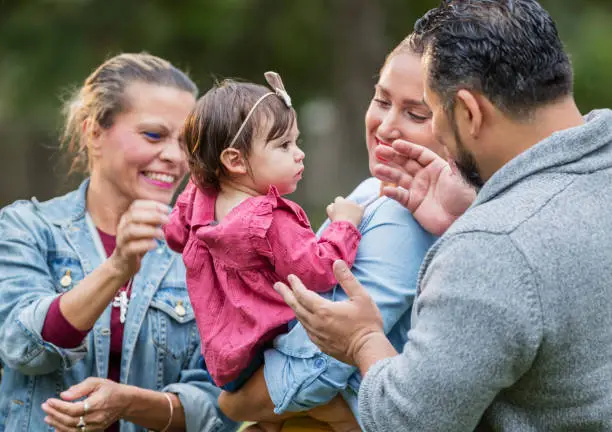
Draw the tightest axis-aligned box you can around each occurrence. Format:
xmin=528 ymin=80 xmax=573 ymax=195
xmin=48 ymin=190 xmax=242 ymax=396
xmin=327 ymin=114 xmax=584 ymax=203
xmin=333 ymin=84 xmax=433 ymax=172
xmin=280 ymin=142 xmax=290 ymax=150
xmin=143 ymin=131 xmax=162 ymax=140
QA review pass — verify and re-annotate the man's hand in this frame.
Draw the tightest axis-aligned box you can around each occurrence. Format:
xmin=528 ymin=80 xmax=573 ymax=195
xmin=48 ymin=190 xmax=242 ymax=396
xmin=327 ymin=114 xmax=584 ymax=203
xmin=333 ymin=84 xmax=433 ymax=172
xmin=373 ymin=140 xmax=476 ymax=236
xmin=274 ymin=260 xmax=385 ymax=366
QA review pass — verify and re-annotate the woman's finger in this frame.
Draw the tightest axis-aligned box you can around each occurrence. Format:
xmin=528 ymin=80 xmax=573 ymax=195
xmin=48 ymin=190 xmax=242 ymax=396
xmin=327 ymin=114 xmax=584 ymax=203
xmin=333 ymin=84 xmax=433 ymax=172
xmin=129 ymin=199 xmax=171 ymax=214
xmin=73 ymin=389 xmax=113 ymax=430
xmin=45 ymin=398 xmax=84 ymax=417
xmin=78 ymin=410 xmax=110 ymax=431
xmin=62 ymin=378 xmax=99 ymax=400
xmin=44 ymin=415 xmax=75 ymax=432
xmin=120 ymin=224 xmax=165 ymax=242
xmin=124 ymin=209 xmax=170 ymax=227
xmin=42 ymin=402 xmax=81 ymax=427
xmin=122 ymin=239 xmax=159 ymax=256
xmin=62 ymin=382 xmax=114 ymax=430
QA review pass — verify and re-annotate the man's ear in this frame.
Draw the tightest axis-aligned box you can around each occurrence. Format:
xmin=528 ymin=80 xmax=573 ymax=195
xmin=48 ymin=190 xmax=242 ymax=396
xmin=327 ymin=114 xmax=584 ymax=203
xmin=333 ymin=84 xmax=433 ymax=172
xmin=456 ymin=89 xmax=483 ymax=138
xmin=220 ymin=148 xmax=248 ymax=175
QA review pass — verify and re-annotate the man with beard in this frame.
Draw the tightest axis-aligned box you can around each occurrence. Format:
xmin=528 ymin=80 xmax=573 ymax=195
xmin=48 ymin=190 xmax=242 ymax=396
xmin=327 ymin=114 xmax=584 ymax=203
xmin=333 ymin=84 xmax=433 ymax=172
xmin=272 ymin=0 xmax=612 ymax=431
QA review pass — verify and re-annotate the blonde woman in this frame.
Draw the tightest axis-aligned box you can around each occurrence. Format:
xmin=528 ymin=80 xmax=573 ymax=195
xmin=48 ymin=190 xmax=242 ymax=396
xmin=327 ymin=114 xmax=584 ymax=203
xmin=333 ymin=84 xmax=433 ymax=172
xmin=0 ymin=53 xmax=238 ymax=432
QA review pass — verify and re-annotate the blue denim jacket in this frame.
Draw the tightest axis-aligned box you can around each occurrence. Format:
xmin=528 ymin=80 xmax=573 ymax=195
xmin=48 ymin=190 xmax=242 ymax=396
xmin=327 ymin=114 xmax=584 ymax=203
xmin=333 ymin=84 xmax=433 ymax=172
xmin=263 ymin=178 xmax=436 ymax=423
xmin=0 ymin=180 xmax=239 ymax=432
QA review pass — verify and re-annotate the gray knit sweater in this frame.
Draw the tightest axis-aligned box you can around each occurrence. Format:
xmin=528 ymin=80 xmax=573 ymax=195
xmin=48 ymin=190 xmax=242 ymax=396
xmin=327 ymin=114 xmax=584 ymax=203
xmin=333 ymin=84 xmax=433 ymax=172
xmin=358 ymin=109 xmax=612 ymax=431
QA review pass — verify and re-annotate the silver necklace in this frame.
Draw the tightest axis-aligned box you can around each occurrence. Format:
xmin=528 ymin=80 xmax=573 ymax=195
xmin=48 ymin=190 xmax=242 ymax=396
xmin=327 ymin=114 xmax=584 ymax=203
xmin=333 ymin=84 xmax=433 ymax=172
xmin=85 ymin=213 xmax=131 ymax=324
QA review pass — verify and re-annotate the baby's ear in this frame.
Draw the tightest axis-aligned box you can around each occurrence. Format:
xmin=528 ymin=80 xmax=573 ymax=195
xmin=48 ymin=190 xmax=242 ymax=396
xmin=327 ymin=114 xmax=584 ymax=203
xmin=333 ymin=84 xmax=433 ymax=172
xmin=219 ymin=148 xmax=248 ymax=175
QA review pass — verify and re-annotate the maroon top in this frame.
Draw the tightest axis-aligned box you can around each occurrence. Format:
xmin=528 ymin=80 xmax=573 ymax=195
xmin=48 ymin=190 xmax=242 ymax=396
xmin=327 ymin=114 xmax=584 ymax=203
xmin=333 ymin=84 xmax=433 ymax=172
xmin=42 ymin=229 xmax=128 ymax=432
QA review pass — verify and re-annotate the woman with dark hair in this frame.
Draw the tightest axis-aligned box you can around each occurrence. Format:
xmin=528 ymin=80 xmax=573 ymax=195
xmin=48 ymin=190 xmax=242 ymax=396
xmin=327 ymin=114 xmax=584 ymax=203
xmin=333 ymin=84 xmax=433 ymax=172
xmin=218 ymin=33 xmax=448 ymax=431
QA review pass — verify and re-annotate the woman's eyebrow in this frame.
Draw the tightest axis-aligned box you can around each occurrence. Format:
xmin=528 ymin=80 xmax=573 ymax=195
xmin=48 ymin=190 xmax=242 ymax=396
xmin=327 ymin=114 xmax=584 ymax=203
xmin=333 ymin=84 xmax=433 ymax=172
xmin=138 ymin=120 xmax=171 ymax=133
xmin=376 ymin=84 xmax=428 ymax=107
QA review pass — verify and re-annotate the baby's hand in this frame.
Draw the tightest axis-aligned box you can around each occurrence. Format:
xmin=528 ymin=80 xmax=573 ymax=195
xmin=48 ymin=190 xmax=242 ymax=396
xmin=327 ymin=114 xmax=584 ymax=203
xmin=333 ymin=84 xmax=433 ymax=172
xmin=326 ymin=196 xmax=364 ymax=227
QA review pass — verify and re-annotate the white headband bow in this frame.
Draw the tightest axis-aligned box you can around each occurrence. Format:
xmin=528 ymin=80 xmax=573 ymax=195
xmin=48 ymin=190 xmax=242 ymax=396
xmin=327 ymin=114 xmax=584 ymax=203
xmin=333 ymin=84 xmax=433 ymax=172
xmin=227 ymin=71 xmax=292 ymax=149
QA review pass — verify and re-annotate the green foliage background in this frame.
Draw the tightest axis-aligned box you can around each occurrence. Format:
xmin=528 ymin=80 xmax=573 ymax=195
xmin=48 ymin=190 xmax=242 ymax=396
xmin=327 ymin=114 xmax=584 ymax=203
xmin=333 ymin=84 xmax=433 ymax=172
xmin=0 ymin=0 xmax=610 ymax=225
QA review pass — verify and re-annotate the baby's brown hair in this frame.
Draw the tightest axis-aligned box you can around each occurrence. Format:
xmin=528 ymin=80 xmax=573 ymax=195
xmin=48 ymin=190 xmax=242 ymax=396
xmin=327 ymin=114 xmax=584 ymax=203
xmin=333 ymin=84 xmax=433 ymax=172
xmin=182 ymin=73 xmax=296 ymax=191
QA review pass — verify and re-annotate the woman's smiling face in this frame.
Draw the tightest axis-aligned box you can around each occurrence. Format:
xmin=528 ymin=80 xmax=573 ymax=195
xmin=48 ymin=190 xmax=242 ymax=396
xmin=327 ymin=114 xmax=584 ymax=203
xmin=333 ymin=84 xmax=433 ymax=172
xmin=89 ymin=81 xmax=196 ymax=205
xmin=364 ymin=52 xmax=443 ymax=175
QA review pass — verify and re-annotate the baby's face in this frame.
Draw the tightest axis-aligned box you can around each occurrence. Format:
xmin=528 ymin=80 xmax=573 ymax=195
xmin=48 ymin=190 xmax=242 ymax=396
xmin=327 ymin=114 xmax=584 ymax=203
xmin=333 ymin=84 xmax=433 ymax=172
xmin=247 ymin=120 xmax=305 ymax=196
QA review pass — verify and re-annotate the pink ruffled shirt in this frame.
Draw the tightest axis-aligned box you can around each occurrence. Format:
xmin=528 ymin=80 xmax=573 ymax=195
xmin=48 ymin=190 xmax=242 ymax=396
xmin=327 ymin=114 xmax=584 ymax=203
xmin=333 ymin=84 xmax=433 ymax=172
xmin=164 ymin=180 xmax=361 ymax=386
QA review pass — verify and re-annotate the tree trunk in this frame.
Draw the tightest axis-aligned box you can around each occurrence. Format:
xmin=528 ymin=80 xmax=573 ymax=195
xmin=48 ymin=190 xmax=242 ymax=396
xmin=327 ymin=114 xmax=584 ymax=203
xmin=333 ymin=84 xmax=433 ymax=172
xmin=303 ymin=0 xmax=386 ymax=218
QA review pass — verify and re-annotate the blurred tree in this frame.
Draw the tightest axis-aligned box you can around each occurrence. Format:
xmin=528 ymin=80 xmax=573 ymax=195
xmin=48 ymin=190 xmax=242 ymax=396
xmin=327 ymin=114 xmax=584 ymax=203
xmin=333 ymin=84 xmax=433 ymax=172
xmin=0 ymin=0 xmax=610 ymax=222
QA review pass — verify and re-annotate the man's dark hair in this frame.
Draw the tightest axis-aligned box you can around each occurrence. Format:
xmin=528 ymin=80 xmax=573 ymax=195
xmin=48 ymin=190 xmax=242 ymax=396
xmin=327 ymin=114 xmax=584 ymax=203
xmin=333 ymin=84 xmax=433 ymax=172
xmin=414 ymin=0 xmax=573 ymax=120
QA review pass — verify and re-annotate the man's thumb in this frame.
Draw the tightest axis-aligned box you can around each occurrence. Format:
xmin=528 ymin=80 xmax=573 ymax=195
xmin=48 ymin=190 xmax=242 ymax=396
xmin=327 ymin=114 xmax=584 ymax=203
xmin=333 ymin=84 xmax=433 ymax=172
xmin=333 ymin=260 xmax=365 ymax=298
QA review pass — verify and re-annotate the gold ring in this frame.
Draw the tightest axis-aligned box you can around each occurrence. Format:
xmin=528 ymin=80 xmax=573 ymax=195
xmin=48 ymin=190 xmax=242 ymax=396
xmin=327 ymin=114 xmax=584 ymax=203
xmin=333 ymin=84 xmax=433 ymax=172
xmin=77 ymin=415 xmax=86 ymax=427
xmin=83 ymin=400 xmax=89 ymax=414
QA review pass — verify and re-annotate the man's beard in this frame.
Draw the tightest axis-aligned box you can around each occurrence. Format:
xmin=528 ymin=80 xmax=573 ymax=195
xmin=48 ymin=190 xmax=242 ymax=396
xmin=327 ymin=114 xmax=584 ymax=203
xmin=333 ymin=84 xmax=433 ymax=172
xmin=455 ymin=143 xmax=484 ymax=189
xmin=450 ymin=116 xmax=484 ymax=189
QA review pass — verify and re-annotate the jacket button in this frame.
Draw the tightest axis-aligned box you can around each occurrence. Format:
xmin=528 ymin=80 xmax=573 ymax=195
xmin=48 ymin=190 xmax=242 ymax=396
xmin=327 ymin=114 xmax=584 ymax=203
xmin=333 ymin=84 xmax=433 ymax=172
xmin=175 ymin=301 xmax=186 ymax=317
xmin=314 ymin=357 xmax=326 ymax=369
xmin=60 ymin=270 xmax=72 ymax=287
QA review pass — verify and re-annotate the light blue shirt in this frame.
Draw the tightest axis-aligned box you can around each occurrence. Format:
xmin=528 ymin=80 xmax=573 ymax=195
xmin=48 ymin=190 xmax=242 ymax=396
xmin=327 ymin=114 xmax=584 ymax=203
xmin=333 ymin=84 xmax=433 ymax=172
xmin=263 ymin=178 xmax=436 ymax=423
xmin=0 ymin=180 xmax=238 ymax=432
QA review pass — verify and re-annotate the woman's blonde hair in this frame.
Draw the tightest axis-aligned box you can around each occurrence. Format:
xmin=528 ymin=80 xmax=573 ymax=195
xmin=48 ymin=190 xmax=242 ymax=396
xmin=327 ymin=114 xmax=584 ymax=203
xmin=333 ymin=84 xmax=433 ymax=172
xmin=62 ymin=52 xmax=198 ymax=173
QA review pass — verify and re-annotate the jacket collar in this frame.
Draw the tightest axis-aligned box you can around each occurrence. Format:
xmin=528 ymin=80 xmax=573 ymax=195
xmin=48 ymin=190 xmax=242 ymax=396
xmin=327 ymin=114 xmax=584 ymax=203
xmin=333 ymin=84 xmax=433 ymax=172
xmin=32 ymin=178 xmax=89 ymax=227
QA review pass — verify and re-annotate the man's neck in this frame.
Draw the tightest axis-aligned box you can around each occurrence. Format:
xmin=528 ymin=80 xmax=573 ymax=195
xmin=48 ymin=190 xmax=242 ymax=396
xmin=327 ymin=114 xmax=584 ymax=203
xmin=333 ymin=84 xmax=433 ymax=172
xmin=86 ymin=174 xmax=131 ymax=235
xmin=482 ymin=97 xmax=585 ymax=181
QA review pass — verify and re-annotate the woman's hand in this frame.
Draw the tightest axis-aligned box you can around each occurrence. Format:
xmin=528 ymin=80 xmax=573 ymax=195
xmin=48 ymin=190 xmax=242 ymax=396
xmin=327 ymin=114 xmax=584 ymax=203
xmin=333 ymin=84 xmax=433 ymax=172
xmin=373 ymin=140 xmax=476 ymax=236
xmin=42 ymin=378 xmax=128 ymax=431
xmin=108 ymin=200 xmax=170 ymax=277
